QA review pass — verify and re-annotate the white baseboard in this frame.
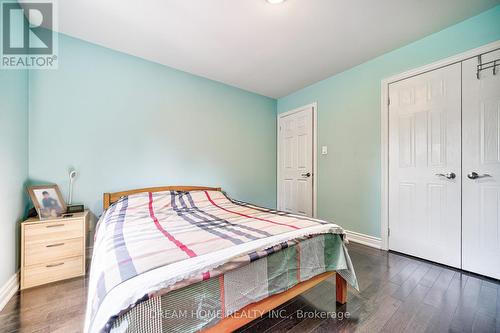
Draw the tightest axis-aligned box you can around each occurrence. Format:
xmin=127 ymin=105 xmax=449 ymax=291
xmin=0 ymin=271 xmax=19 ymax=312
xmin=345 ymin=230 xmax=382 ymax=249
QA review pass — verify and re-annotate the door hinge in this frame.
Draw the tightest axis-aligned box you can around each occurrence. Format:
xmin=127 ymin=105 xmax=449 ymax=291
xmin=387 ymin=97 xmax=390 ymax=106
xmin=388 ymin=227 xmax=391 ymax=237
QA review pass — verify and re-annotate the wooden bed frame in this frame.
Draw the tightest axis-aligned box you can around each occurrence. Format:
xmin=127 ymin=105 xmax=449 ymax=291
xmin=103 ymin=185 xmax=222 ymax=210
xmin=103 ymin=186 xmax=348 ymax=332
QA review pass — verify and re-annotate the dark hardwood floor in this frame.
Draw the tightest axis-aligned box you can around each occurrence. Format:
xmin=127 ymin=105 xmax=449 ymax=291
xmin=1 ymin=243 xmax=498 ymax=333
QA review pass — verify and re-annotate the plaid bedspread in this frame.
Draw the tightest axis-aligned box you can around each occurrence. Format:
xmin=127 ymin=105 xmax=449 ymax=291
xmin=84 ymin=190 xmax=357 ymax=333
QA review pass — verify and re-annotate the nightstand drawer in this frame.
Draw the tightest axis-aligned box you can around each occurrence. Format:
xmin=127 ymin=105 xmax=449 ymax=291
xmin=24 ymin=221 xmax=84 ymax=244
xmin=23 ymin=256 xmax=84 ymax=289
xmin=25 ymin=237 xmax=84 ymax=266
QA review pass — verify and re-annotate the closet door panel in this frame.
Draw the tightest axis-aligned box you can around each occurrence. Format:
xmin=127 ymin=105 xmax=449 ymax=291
xmin=388 ymin=63 xmax=461 ymax=267
xmin=462 ymin=49 xmax=500 ymax=279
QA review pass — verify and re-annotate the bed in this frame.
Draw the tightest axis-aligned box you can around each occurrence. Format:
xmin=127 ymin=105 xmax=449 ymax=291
xmin=84 ymin=186 xmax=358 ymax=333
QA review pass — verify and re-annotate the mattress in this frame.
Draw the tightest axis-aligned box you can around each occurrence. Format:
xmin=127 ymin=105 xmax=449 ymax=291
xmin=85 ymin=190 xmax=357 ymax=333
xmin=110 ymin=233 xmax=355 ymax=333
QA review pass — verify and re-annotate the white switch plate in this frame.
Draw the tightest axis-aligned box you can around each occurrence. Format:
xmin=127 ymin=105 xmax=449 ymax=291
xmin=321 ymin=146 xmax=328 ymax=155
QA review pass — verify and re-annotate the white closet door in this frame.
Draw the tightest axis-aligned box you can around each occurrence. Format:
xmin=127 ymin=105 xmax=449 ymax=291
xmin=388 ymin=63 xmax=461 ymax=267
xmin=462 ymin=50 xmax=500 ymax=279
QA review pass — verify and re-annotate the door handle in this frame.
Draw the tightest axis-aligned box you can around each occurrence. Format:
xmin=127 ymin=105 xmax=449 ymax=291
xmin=467 ymin=172 xmax=491 ymax=180
xmin=301 ymin=172 xmax=311 ymax=178
xmin=435 ymin=172 xmax=456 ymax=179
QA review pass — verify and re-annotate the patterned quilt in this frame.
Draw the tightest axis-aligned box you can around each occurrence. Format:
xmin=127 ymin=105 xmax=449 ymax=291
xmin=84 ymin=190 xmax=357 ymax=333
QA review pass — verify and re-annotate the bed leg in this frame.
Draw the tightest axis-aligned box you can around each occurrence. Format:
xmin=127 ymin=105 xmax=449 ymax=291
xmin=336 ymin=273 xmax=347 ymax=305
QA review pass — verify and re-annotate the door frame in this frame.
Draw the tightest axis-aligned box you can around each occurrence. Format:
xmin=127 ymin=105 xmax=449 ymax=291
xmin=277 ymin=102 xmax=318 ymax=218
xmin=380 ymin=40 xmax=500 ymax=251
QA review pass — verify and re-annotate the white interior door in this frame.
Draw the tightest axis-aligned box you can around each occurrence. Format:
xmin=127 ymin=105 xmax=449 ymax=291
xmin=278 ymin=106 xmax=314 ymax=216
xmin=388 ymin=63 xmax=462 ymax=268
xmin=462 ymin=50 xmax=500 ymax=279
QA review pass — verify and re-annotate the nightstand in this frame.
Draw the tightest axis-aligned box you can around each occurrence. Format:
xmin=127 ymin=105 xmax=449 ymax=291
xmin=20 ymin=210 xmax=88 ymax=289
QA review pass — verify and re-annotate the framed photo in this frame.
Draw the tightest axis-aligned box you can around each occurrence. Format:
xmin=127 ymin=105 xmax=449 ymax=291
xmin=28 ymin=185 xmax=67 ymax=220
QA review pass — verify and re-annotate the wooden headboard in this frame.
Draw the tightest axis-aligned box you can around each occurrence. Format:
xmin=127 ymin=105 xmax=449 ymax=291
xmin=103 ymin=186 xmax=222 ymax=210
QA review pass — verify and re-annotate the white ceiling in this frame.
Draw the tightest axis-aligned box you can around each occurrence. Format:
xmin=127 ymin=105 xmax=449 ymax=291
xmin=51 ymin=0 xmax=498 ymax=98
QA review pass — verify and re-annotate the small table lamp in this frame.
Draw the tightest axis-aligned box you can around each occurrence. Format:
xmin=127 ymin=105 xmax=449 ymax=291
xmin=66 ymin=169 xmax=84 ymax=213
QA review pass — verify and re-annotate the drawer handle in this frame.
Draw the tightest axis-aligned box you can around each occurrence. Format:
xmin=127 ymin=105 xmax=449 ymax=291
xmin=46 ymin=243 xmax=65 ymax=248
xmin=46 ymin=224 xmax=65 ymax=228
xmin=46 ymin=262 xmax=64 ymax=268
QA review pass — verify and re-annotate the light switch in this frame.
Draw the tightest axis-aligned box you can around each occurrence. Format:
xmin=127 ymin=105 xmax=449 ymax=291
xmin=321 ymin=146 xmax=328 ymax=155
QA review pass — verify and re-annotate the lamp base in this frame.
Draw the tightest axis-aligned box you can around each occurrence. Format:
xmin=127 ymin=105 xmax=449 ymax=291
xmin=66 ymin=204 xmax=85 ymax=214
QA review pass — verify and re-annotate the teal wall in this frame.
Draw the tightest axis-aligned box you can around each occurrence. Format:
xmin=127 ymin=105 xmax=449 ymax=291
xmin=28 ymin=34 xmax=277 ymax=216
xmin=0 ymin=0 xmax=29 ymax=289
xmin=0 ymin=70 xmax=28 ymax=289
xmin=278 ymin=6 xmax=500 ymax=237
xmin=0 ymin=54 xmax=29 ymax=287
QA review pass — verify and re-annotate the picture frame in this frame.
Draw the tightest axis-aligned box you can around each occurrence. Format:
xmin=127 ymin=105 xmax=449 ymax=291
xmin=27 ymin=185 xmax=67 ymax=220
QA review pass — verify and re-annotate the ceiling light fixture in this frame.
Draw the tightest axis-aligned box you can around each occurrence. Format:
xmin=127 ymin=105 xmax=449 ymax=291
xmin=266 ymin=0 xmax=286 ymax=4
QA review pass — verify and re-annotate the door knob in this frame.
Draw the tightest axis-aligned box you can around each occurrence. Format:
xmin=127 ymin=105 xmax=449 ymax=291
xmin=301 ymin=172 xmax=311 ymax=178
xmin=467 ymin=172 xmax=491 ymax=180
xmin=435 ymin=172 xmax=456 ymax=179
